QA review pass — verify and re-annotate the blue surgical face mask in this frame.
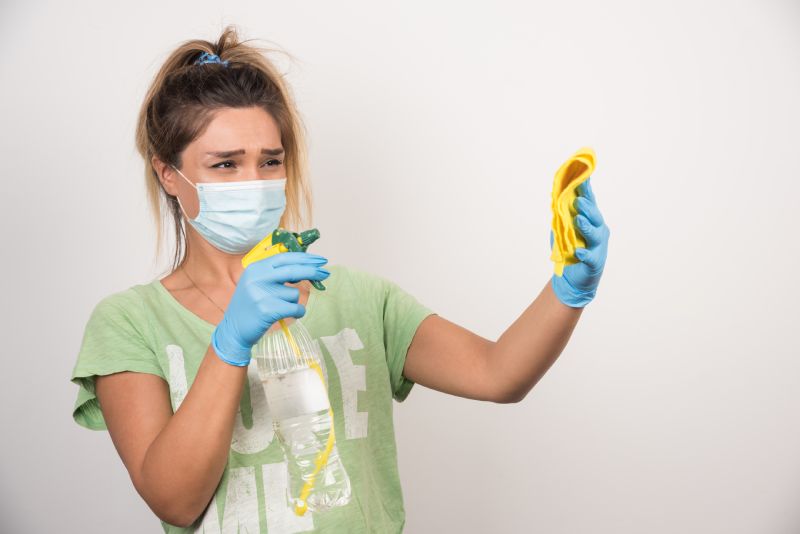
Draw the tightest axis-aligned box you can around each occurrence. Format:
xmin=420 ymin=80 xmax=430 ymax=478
xmin=171 ymin=164 xmax=287 ymax=254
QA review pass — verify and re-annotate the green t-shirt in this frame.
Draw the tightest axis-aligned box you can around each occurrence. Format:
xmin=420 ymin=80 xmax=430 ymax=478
xmin=70 ymin=264 xmax=436 ymax=533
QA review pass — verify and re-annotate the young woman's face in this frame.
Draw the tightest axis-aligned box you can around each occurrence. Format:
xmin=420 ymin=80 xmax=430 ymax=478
xmin=163 ymin=106 xmax=285 ymax=219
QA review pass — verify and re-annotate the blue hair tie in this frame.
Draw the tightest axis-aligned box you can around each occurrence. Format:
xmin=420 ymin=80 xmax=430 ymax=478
xmin=195 ymin=52 xmax=230 ymax=67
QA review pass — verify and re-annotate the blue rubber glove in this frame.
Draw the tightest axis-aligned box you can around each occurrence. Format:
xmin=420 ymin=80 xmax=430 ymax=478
xmin=550 ymin=177 xmax=610 ymax=308
xmin=211 ymin=252 xmax=331 ymax=366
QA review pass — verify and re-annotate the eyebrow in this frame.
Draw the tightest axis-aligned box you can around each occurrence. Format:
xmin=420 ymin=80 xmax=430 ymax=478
xmin=205 ymin=148 xmax=285 ymax=157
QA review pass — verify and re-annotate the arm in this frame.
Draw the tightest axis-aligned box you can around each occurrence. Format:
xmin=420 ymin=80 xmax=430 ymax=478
xmin=404 ymin=177 xmax=608 ymax=404
xmin=402 ymin=282 xmax=581 ymax=404
xmin=95 ymin=345 xmax=247 ymax=528
xmin=489 ymin=280 xmax=582 ymax=402
xmin=402 ymin=314 xmax=499 ymax=403
xmin=92 ymin=253 xmax=330 ymax=528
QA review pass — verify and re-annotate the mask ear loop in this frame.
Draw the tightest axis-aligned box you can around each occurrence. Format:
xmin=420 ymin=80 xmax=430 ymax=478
xmin=170 ymin=164 xmax=198 ymax=221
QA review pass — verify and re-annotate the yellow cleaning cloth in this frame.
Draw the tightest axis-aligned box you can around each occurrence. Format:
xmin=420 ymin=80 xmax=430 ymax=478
xmin=550 ymin=147 xmax=596 ymax=277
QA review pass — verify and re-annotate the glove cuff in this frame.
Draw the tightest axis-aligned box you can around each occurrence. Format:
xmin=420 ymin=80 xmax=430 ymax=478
xmin=211 ymin=320 xmax=252 ymax=367
xmin=551 ymin=274 xmax=596 ymax=308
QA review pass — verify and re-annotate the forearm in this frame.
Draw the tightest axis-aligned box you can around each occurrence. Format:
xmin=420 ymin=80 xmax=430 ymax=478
xmin=140 ymin=345 xmax=247 ymax=526
xmin=491 ymin=278 xmax=583 ymax=403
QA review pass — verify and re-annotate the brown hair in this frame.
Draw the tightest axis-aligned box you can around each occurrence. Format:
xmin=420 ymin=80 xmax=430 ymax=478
xmin=134 ymin=25 xmax=313 ymax=276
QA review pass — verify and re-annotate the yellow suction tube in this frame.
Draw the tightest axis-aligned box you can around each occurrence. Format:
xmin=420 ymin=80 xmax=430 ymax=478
xmin=242 ymin=231 xmax=336 ymax=516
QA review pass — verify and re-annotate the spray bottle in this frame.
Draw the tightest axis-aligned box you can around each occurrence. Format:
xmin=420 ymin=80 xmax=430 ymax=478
xmin=243 ymin=228 xmax=352 ymax=516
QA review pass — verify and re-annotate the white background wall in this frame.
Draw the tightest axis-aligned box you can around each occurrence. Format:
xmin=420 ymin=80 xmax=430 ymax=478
xmin=1 ymin=0 xmax=798 ymax=532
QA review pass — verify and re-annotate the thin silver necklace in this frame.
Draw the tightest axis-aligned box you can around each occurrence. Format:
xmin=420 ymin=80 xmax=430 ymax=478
xmin=181 ymin=265 xmax=226 ymax=314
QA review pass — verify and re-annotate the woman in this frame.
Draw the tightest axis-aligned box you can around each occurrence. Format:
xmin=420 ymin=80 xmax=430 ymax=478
xmin=70 ymin=26 xmax=610 ymax=533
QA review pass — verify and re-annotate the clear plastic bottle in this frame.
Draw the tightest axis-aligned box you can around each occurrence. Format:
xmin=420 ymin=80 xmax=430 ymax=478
xmin=253 ymin=316 xmax=352 ymax=516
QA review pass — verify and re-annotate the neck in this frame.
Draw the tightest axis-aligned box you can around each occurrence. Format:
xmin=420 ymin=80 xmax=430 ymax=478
xmin=180 ymin=229 xmax=246 ymax=288
xmin=178 ymin=228 xmax=308 ymax=293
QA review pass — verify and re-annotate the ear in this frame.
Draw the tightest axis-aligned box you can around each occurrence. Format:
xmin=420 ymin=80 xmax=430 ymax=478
xmin=151 ymin=156 xmax=179 ymax=197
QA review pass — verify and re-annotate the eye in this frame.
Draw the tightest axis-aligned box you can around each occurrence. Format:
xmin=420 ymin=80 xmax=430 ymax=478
xmin=212 ymin=160 xmax=235 ymax=169
xmin=211 ymin=159 xmax=283 ymax=169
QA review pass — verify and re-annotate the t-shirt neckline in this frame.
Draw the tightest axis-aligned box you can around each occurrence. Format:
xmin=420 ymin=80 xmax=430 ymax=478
xmin=151 ymin=277 xmax=318 ymax=331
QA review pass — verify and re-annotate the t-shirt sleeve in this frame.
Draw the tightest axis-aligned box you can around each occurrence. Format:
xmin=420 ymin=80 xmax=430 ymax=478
xmin=379 ymin=276 xmax=437 ymax=403
xmin=70 ymin=289 xmax=166 ymax=430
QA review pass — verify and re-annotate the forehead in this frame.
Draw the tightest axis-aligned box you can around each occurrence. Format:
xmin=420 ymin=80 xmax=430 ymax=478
xmin=193 ymin=106 xmax=281 ymax=151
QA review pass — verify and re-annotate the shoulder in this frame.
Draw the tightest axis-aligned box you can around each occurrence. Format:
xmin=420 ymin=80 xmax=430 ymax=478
xmin=86 ymin=283 xmax=154 ymax=329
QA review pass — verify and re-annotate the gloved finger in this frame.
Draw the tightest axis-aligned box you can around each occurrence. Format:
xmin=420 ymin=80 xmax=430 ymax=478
xmin=257 ymin=251 xmax=328 ymax=269
xmin=574 ymin=214 xmax=603 ymax=247
xmin=575 ymin=196 xmax=605 ymax=228
xmin=268 ymin=264 xmax=331 ymax=285
xmin=578 ymin=177 xmax=596 ymax=202
xmin=574 ymin=247 xmax=603 ymax=271
xmin=270 ymin=283 xmax=301 ymax=303
xmin=246 ymin=253 xmax=328 ymax=280
xmin=267 ymin=299 xmax=306 ymax=320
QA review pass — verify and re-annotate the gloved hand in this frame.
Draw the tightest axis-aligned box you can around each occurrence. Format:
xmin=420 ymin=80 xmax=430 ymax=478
xmin=551 ymin=177 xmax=610 ymax=308
xmin=212 ymin=252 xmax=331 ymax=366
